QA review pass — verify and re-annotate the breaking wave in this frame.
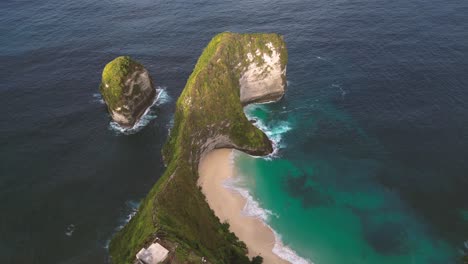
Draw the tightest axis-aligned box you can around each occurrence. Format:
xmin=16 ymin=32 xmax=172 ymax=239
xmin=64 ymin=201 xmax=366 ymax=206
xmin=223 ymin=162 xmax=311 ymax=264
xmin=118 ymin=200 xmax=139 ymax=230
xmin=272 ymin=230 xmax=312 ymax=264
xmin=91 ymin=93 xmax=105 ymax=104
xmin=105 ymin=200 xmax=140 ymax=249
xmin=223 ymin=175 xmax=275 ymax=221
xmin=243 ymin=104 xmax=292 ymax=157
xmin=65 ymin=224 xmax=75 ymax=237
xmin=235 ymin=104 xmax=311 ymax=263
xmin=109 ymin=87 xmax=170 ymax=135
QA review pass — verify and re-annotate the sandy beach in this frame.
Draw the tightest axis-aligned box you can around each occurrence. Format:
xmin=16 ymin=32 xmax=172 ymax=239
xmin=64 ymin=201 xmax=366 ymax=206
xmin=198 ymin=148 xmax=288 ymax=264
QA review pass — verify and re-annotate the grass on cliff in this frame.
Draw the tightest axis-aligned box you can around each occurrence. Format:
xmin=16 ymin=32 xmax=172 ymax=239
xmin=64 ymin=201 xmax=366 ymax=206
xmin=99 ymin=56 xmax=142 ymax=110
xmin=109 ymin=32 xmax=287 ymax=264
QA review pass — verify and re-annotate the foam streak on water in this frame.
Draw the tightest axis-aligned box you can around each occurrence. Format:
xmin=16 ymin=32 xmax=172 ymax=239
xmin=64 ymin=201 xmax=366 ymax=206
xmin=223 ymin=168 xmax=312 ymax=264
xmin=243 ymin=104 xmax=292 ymax=158
xmin=65 ymin=224 xmax=75 ymax=237
xmin=272 ymin=231 xmax=312 ymax=264
xmin=236 ymin=104 xmax=313 ymax=263
xmin=108 ymin=87 xmax=171 ymax=135
xmin=223 ymin=175 xmax=275 ymax=221
xmin=105 ymin=200 xmax=140 ymax=249
xmin=91 ymin=93 xmax=105 ymax=104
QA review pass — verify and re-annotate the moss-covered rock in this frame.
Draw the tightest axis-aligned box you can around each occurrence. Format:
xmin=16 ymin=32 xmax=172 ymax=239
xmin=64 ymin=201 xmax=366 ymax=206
xmin=99 ymin=56 xmax=156 ymax=127
xmin=109 ymin=33 xmax=287 ymax=264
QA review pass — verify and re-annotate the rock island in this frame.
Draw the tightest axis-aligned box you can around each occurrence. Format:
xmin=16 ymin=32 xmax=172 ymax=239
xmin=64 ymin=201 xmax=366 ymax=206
xmin=99 ymin=56 xmax=156 ymax=127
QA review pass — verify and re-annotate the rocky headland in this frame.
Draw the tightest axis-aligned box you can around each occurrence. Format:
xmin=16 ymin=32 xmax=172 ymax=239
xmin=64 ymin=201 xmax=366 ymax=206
xmin=109 ymin=32 xmax=287 ymax=263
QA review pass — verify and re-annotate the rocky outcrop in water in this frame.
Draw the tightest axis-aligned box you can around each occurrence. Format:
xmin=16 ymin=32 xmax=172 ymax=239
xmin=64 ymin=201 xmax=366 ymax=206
xmin=99 ymin=56 xmax=156 ymax=127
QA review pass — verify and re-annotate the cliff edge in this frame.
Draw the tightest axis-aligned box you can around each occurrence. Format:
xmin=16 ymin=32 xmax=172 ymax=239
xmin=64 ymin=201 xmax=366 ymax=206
xmin=109 ymin=32 xmax=287 ymax=264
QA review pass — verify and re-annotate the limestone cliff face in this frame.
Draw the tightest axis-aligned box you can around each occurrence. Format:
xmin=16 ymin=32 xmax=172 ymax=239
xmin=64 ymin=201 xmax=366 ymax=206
xmin=99 ymin=56 xmax=156 ymax=127
xmin=110 ymin=33 xmax=288 ymax=264
xmin=239 ymin=40 xmax=287 ymax=105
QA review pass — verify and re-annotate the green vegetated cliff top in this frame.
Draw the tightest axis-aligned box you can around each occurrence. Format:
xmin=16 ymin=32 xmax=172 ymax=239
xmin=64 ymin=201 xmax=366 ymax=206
xmin=99 ymin=56 xmax=143 ymax=110
xmin=109 ymin=32 xmax=287 ymax=264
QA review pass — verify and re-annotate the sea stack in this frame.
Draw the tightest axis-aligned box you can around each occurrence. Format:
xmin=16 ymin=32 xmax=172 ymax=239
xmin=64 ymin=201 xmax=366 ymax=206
xmin=99 ymin=56 xmax=156 ymax=127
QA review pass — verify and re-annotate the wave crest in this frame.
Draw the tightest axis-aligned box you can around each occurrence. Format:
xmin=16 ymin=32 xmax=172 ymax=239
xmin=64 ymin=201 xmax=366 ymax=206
xmin=223 ymin=168 xmax=312 ymax=264
xmin=108 ymin=87 xmax=171 ymax=135
xmin=244 ymin=104 xmax=292 ymax=158
xmin=92 ymin=93 xmax=105 ymax=104
xmin=273 ymin=231 xmax=312 ymax=264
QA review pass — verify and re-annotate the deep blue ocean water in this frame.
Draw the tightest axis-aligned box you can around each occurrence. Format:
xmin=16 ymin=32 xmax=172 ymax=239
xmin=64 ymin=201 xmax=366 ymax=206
xmin=1 ymin=0 xmax=467 ymax=263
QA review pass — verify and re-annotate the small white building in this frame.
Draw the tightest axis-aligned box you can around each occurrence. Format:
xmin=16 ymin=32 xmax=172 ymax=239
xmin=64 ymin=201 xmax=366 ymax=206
xmin=136 ymin=243 xmax=169 ymax=264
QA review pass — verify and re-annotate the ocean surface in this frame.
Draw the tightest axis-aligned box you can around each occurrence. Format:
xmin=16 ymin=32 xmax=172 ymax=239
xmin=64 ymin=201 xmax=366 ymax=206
xmin=1 ymin=0 xmax=467 ymax=263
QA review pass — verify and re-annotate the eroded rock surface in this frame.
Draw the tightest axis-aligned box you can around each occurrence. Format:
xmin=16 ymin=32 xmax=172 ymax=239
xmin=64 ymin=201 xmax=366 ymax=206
xmin=240 ymin=41 xmax=287 ymax=104
xmin=99 ymin=56 xmax=156 ymax=127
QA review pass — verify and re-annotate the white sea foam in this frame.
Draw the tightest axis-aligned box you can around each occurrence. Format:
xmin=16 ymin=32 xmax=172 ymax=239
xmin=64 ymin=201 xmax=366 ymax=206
xmin=166 ymin=114 xmax=175 ymax=135
xmin=316 ymin=56 xmax=331 ymax=62
xmin=123 ymin=203 xmax=139 ymax=226
xmin=109 ymin=87 xmax=171 ymax=135
xmin=104 ymin=239 xmax=110 ymax=249
xmin=117 ymin=200 xmax=139 ymax=230
xmin=237 ymin=105 xmax=312 ymax=263
xmin=223 ymin=173 xmax=312 ymax=264
xmin=223 ymin=176 xmax=274 ymax=221
xmin=331 ymin=83 xmax=347 ymax=98
xmin=272 ymin=231 xmax=312 ymax=264
xmin=104 ymin=200 xmax=140 ymax=249
xmin=65 ymin=224 xmax=75 ymax=237
xmin=92 ymin=93 xmax=105 ymax=104
xmin=244 ymin=104 xmax=292 ymax=158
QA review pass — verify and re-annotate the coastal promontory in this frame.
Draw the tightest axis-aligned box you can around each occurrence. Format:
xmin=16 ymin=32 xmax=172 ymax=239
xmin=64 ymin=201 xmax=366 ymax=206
xmin=99 ymin=56 xmax=156 ymax=127
xmin=109 ymin=33 xmax=287 ymax=263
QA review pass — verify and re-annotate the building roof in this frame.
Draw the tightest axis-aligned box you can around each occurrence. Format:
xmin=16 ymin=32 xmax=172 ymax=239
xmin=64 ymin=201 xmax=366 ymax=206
xmin=136 ymin=243 xmax=169 ymax=264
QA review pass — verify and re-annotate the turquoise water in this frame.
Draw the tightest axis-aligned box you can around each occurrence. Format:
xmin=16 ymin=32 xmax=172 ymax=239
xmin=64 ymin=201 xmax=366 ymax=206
xmin=233 ymin=102 xmax=457 ymax=263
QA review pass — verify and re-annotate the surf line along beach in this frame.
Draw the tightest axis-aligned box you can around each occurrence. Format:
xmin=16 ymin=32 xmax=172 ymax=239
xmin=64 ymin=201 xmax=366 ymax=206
xmin=198 ymin=148 xmax=288 ymax=264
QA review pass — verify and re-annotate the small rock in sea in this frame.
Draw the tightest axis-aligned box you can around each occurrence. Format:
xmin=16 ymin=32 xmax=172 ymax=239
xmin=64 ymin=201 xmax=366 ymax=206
xmin=99 ymin=56 xmax=156 ymax=128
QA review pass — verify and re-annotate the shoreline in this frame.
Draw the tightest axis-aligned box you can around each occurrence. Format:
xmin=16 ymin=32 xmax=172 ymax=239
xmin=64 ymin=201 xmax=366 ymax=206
xmin=198 ymin=148 xmax=289 ymax=264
